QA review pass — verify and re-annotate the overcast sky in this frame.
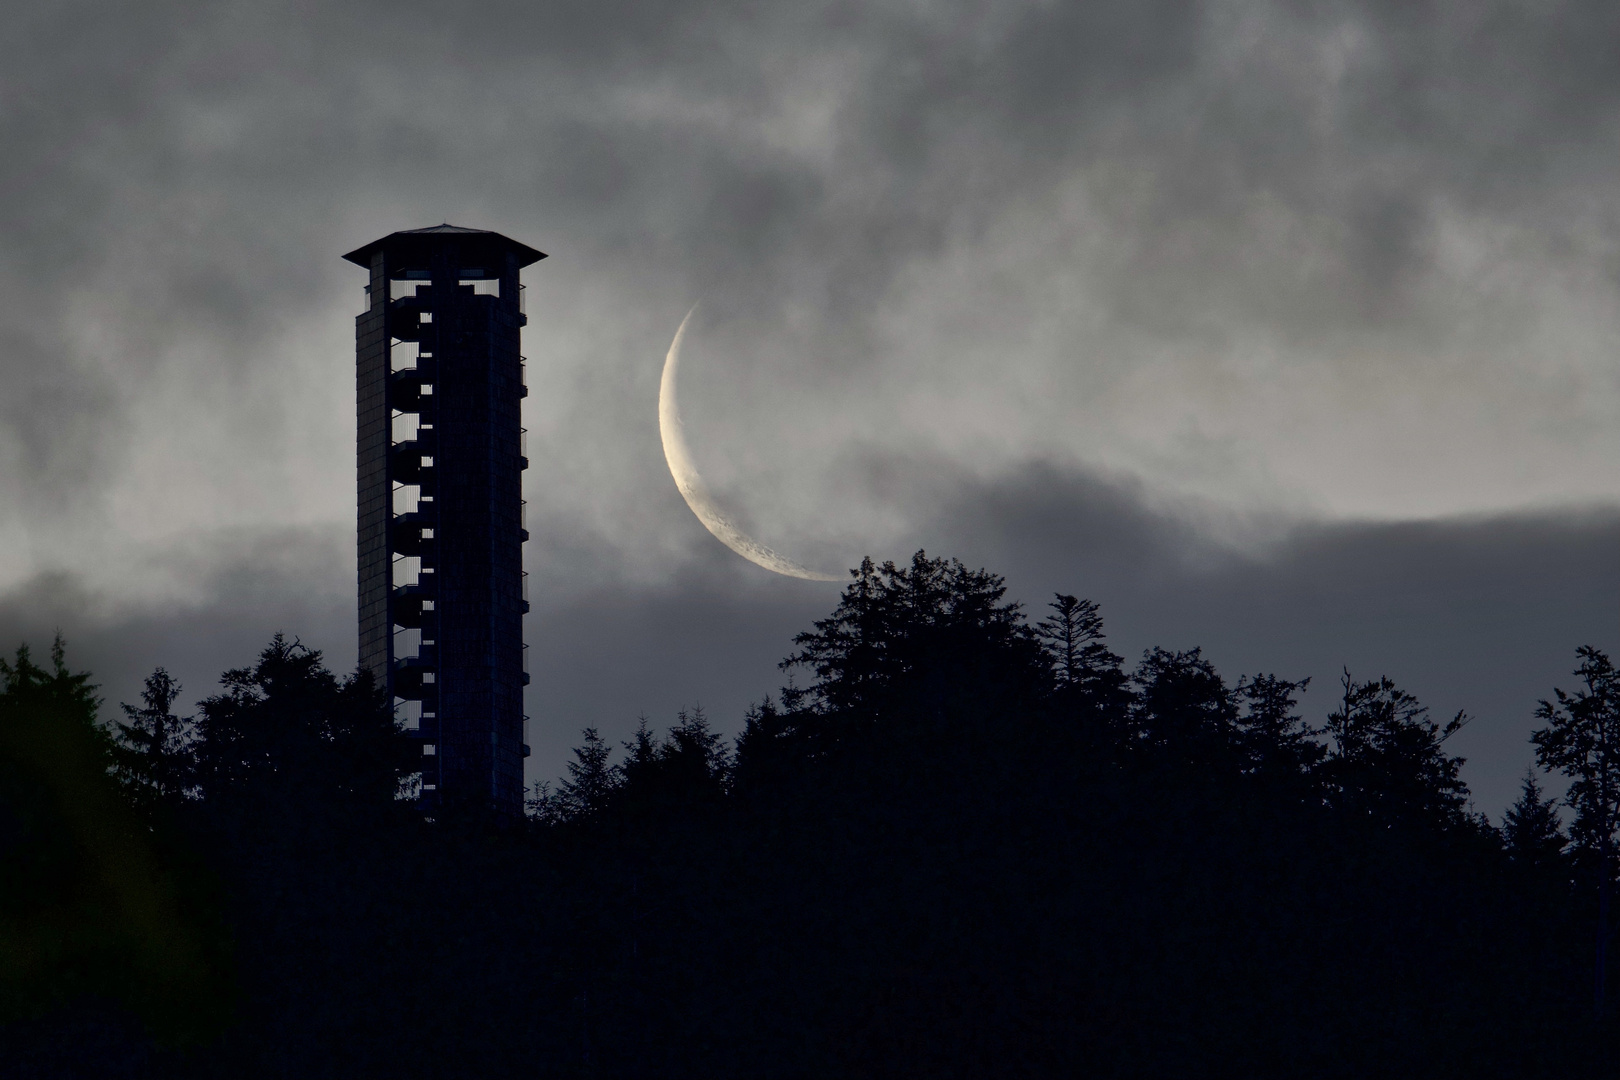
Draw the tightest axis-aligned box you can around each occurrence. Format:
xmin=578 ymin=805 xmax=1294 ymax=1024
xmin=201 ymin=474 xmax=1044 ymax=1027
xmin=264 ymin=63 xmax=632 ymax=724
xmin=2 ymin=0 xmax=1617 ymax=817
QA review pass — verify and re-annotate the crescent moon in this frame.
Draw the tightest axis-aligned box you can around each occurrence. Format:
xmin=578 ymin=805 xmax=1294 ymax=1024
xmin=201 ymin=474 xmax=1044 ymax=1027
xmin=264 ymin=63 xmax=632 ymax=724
xmin=660 ymin=307 xmax=841 ymax=582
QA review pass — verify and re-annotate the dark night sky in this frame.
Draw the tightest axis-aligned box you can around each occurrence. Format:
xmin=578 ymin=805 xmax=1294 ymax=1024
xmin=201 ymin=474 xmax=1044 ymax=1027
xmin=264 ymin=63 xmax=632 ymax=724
xmin=1 ymin=0 xmax=1617 ymax=818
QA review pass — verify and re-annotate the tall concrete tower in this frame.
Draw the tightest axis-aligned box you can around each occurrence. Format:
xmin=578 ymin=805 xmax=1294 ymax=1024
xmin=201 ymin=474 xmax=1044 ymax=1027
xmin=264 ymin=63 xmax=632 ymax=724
xmin=343 ymin=225 xmax=545 ymax=817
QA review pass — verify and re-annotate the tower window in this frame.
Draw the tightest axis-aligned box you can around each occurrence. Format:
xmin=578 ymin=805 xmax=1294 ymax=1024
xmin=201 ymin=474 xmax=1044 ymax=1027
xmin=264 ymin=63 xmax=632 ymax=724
xmin=460 ymin=273 xmax=500 ymax=297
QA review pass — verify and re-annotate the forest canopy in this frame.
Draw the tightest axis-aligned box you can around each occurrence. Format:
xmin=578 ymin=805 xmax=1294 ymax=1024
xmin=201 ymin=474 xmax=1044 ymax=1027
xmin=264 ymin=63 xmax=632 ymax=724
xmin=3 ymin=551 xmax=1619 ymax=1077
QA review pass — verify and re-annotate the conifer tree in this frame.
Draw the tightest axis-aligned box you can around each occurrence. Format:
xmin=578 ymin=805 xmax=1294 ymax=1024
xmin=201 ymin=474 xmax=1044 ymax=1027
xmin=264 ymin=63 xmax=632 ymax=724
xmin=781 ymin=551 xmax=1045 ymax=722
xmin=666 ymin=707 xmax=730 ymax=786
xmin=732 ymin=697 xmax=798 ymax=796
xmin=1233 ymin=673 xmax=1321 ymax=779
xmin=0 ymin=636 xmax=103 ymax=745
xmin=555 ymin=727 xmax=621 ymax=821
xmin=1319 ymin=670 xmax=1470 ymax=830
xmin=1036 ymin=594 xmax=1093 ymax=686
xmin=617 ymin=709 xmax=730 ymax=813
xmin=1501 ymin=768 xmax=1566 ymax=868
xmin=0 ymin=639 xmax=227 ymax=1041
xmin=620 ymin=717 xmax=660 ymax=787
xmin=1035 ymin=592 xmax=1128 ymax=713
xmin=525 ymin=779 xmax=563 ymax=825
xmin=1130 ymin=647 xmax=1238 ymax=761
xmin=193 ymin=634 xmax=411 ymax=813
xmin=112 ymin=667 xmax=197 ymax=813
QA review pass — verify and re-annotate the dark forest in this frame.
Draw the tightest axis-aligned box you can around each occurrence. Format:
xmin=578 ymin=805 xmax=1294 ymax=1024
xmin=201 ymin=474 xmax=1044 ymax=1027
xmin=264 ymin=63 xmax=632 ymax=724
xmin=4 ymin=551 xmax=1619 ymax=1077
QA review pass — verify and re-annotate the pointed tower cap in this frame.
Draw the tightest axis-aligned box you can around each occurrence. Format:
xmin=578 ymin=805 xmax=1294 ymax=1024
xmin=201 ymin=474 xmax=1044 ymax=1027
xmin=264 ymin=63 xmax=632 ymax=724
xmin=342 ymin=224 xmax=546 ymax=269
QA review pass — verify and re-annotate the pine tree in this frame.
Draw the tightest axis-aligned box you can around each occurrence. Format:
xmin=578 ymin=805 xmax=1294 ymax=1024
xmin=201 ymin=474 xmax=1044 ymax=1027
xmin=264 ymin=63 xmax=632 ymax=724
xmin=733 ymin=697 xmax=800 ymax=797
xmin=1035 ymin=594 xmax=1120 ymax=687
xmin=1233 ymin=673 xmax=1322 ymax=779
xmin=555 ymin=727 xmax=621 ymax=821
xmin=620 ymin=717 xmax=660 ymax=789
xmin=112 ymin=667 xmax=197 ymax=813
xmin=664 ymin=706 xmax=730 ymax=796
xmin=1501 ymin=768 xmax=1566 ymax=868
xmin=616 ymin=709 xmax=731 ymax=814
xmin=0 ymin=635 xmax=103 ymax=743
xmin=0 ymin=638 xmax=229 ymax=1040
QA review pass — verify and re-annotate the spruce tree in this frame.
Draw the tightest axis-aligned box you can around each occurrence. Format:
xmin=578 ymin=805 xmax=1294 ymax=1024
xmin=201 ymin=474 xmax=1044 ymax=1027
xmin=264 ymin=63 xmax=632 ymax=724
xmin=616 ymin=710 xmax=730 ymax=814
xmin=1233 ymin=673 xmax=1321 ymax=780
xmin=1501 ymin=768 xmax=1566 ymax=868
xmin=112 ymin=667 xmax=197 ymax=813
xmin=555 ymin=727 xmax=621 ymax=821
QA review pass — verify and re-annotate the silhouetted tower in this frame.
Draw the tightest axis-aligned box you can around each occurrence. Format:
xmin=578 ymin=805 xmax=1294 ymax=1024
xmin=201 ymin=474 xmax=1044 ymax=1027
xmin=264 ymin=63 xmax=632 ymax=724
xmin=343 ymin=225 xmax=545 ymax=817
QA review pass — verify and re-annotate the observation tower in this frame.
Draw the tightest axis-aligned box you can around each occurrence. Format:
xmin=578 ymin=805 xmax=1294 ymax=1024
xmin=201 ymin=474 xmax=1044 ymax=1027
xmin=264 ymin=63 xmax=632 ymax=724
xmin=343 ymin=225 xmax=545 ymax=817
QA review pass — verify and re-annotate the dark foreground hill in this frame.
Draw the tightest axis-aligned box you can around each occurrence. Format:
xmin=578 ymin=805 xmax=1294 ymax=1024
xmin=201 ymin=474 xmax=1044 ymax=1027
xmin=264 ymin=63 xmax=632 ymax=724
xmin=2 ymin=553 xmax=1615 ymax=1077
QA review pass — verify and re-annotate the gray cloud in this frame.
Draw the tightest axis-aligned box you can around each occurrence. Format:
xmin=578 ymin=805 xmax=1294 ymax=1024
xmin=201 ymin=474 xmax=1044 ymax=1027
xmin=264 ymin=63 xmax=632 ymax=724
xmin=523 ymin=455 xmax=1620 ymax=821
xmin=0 ymin=525 xmax=354 ymax=729
xmin=915 ymin=458 xmax=1620 ymax=819
xmin=0 ymin=0 xmax=1615 ymax=820
xmin=2 ymin=452 xmax=1612 ymax=823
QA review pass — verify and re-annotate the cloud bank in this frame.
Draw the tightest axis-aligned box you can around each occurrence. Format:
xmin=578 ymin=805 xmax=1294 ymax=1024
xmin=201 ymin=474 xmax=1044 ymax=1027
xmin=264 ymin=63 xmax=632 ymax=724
xmin=0 ymin=0 xmax=1615 ymax=816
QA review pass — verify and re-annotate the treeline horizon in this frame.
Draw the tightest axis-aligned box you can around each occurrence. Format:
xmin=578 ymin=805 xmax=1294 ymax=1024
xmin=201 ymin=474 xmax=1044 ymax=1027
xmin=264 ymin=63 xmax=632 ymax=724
xmin=5 ymin=550 xmax=1620 ymax=1076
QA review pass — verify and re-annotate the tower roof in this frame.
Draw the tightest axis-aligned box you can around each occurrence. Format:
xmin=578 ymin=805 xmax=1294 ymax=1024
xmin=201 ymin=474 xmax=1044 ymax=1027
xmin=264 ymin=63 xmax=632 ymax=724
xmin=342 ymin=224 xmax=546 ymax=269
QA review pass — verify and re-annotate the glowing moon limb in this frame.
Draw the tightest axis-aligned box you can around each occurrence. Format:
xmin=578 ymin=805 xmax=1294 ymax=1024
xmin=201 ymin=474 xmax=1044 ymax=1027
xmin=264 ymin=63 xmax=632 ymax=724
xmin=659 ymin=307 xmax=841 ymax=582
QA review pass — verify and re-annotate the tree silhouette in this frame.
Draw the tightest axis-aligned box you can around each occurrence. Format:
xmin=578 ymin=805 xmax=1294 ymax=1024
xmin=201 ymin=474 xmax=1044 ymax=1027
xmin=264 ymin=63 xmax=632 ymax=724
xmin=1035 ymin=593 xmax=1130 ymax=737
xmin=1319 ymin=670 xmax=1471 ymax=831
xmin=732 ymin=697 xmax=798 ymax=798
xmin=616 ymin=708 xmax=730 ymax=816
xmin=0 ymin=639 xmax=228 ymax=1046
xmin=1533 ymin=646 xmax=1620 ymax=1016
xmin=193 ymin=634 xmax=410 ymax=815
xmin=781 ymin=551 xmax=1046 ymax=727
xmin=1233 ymin=673 xmax=1321 ymax=780
xmin=111 ymin=668 xmax=197 ymax=816
xmin=22 ymin=561 xmax=1620 ymax=1075
xmin=1035 ymin=594 xmax=1118 ymax=684
xmin=551 ymin=726 xmax=621 ymax=822
xmin=0 ymin=637 xmax=103 ymax=749
xmin=1129 ymin=646 xmax=1239 ymax=763
xmin=1501 ymin=768 xmax=1566 ymax=869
